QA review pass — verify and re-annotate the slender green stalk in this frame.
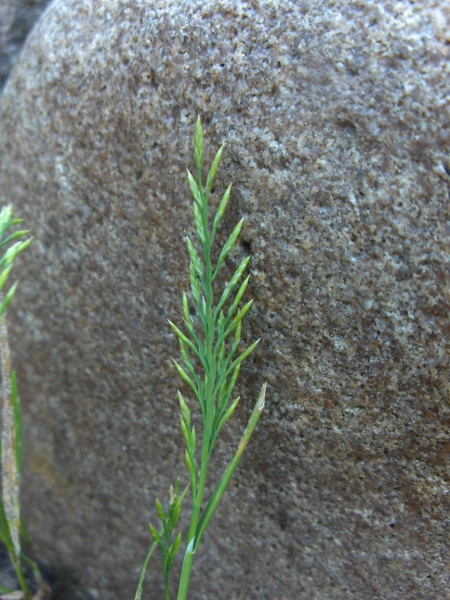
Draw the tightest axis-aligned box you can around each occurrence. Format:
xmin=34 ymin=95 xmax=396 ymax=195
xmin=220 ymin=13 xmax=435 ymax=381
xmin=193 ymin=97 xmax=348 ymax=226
xmin=134 ymin=540 xmax=157 ymax=600
xmin=164 ymin=562 xmax=171 ymax=600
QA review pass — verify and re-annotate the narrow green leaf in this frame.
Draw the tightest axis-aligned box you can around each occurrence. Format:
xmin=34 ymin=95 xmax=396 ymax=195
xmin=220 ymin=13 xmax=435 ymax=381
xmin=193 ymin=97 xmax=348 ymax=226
xmin=173 ymin=360 xmax=198 ymax=395
xmin=226 ymin=338 xmax=260 ymax=377
xmin=217 ymin=340 xmax=226 ymax=370
xmin=215 ymin=257 xmax=251 ymax=316
xmin=179 ymin=340 xmax=201 ymax=389
xmin=213 ymin=218 xmax=245 ymax=280
xmin=227 ymin=257 xmax=251 ymax=298
xmin=134 ymin=540 xmax=158 ymax=600
xmin=0 ymin=238 xmax=32 ymax=269
xmin=185 ymin=448 xmax=195 ymax=478
xmin=182 ymin=292 xmax=191 ymax=322
xmin=182 ymin=292 xmax=205 ymax=363
xmin=178 ymin=391 xmax=191 ymax=428
xmin=171 ymin=479 xmax=181 ymax=500
xmin=221 ymin=300 xmax=254 ymax=344
xmin=0 ymin=264 xmax=12 ymax=292
xmin=200 ymin=296 xmax=207 ymax=327
xmin=212 ymin=184 xmax=232 ymax=240
xmin=155 ymin=499 xmax=166 ymax=521
xmin=0 ymin=495 xmax=15 ymax=557
xmin=168 ymin=531 xmax=182 ymax=570
xmin=182 ymin=292 xmax=195 ymax=332
xmin=195 ymin=385 xmax=267 ymax=550
xmin=234 ymin=319 xmax=242 ymax=343
xmin=190 ymin=293 xmax=208 ymax=338
xmin=193 ymin=202 xmax=206 ymax=245
xmin=224 ymin=275 xmax=250 ymax=323
xmin=168 ymin=320 xmax=198 ymax=358
xmin=169 ymin=497 xmax=182 ymax=529
xmin=220 ymin=396 xmax=240 ymax=425
xmin=0 ymin=230 xmax=30 ymax=248
xmin=180 ymin=416 xmax=190 ymax=448
xmin=0 ymin=281 xmax=19 ymax=319
xmin=211 ymin=396 xmax=241 ymax=447
xmin=217 ymin=323 xmax=241 ymax=391
xmin=205 ymin=144 xmax=224 ymax=193
xmin=0 ymin=206 xmax=13 ymax=238
xmin=213 ymin=336 xmax=242 ymax=397
xmin=217 ymin=309 xmax=225 ymax=331
xmin=190 ymin=425 xmax=197 ymax=454
xmin=225 ymin=363 xmax=242 ymax=401
xmin=187 ymin=170 xmax=203 ymax=208
xmin=149 ymin=522 xmax=162 ymax=545
xmin=194 ymin=116 xmax=204 ymax=170
xmin=215 ymin=363 xmax=242 ymax=424
xmin=168 ymin=485 xmax=177 ymax=516
xmin=186 ymin=238 xmax=204 ymax=278
xmin=214 ymin=303 xmax=250 ymax=370
xmin=190 ymin=264 xmax=201 ymax=305
xmin=172 ymin=531 xmax=182 ymax=557
xmin=18 ymin=237 xmax=33 ymax=254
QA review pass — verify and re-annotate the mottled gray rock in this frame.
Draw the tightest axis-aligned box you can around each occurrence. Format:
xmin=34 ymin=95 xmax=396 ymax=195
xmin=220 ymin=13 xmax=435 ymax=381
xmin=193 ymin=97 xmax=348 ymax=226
xmin=1 ymin=1 xmax=449 ymax=599
xmin=0 ymin=0 xmax=53 ymax=91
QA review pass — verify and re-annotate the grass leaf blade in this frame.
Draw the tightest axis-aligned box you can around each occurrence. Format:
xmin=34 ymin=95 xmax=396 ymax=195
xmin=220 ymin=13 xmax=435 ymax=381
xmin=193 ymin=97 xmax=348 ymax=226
xmin=195 ymin=384 xmax=267 ymax=548
xmin=194 ymin=116 xmax=204 ymax=172
xmin=213 ymin=219 xmax=244 ymax=280
xmin=0 ymin=314 xmax=20 ymax=557
xmin=134 ymin=540 xmax=158 ymax=600
xmin=187 ymin=170 xmax=203 ymax=208
xmin=215 ymin=258 xmax=251 ymax=317
xmin=205 ymin=145 xmax=224 ymax=193
xmin=212 ymin=184 xmax=232 ymax=240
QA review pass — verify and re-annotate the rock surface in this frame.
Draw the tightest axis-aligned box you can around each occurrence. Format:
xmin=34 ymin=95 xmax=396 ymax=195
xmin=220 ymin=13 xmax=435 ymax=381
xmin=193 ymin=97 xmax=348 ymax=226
xmin=1 ymin=1 xmax=449 ymax=599
xmin=0 ymin=0 xmax=52 ymax=91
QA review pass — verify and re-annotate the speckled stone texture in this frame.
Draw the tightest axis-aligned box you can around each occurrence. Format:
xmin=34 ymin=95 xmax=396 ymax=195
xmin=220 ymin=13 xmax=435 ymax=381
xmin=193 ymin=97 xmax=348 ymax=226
xmin=0 ymin=0 xmax=53 ymax=91
xmin=0 ymin=1 xmax=449 ymax=599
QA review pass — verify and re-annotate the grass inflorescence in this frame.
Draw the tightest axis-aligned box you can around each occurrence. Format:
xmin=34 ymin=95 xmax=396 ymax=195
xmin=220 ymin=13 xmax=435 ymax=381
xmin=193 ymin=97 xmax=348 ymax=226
xmin=136 ymin=118 xmax=266 ymax=600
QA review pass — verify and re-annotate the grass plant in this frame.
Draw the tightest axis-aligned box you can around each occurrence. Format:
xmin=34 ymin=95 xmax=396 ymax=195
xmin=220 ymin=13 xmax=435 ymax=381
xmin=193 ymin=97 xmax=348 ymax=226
xmin=136 ymin=118 xmax=266 ymax=600
xmin=0 ymin=206 xmax=33 ymax=597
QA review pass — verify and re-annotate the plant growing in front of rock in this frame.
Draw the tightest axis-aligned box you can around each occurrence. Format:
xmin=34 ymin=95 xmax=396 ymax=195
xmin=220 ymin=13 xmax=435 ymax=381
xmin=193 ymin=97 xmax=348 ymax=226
xmin=135 ymin=118 xmax=266 ymax=600
xmin=0 ymin=206 xmax=35 ymax=598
